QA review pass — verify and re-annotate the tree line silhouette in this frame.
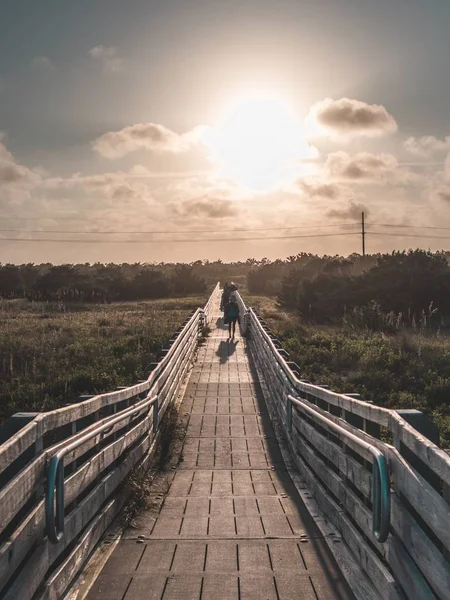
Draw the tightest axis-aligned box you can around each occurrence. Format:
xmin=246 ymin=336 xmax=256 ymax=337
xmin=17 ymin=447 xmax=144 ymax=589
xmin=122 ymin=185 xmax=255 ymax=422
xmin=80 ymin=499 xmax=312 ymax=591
xmin=247 ymin=250 xmax=450 ymax=328
xmin=0 ymin=263 xmax=211 ymax=301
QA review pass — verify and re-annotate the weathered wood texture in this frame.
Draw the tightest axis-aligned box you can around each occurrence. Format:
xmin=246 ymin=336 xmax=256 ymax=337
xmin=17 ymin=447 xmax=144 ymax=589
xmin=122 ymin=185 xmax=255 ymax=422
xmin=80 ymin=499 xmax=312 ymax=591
xmin=0 ymin=283 xmax=221 ymax=600
xmin=242 ymin=296 xmax=450 ymax=600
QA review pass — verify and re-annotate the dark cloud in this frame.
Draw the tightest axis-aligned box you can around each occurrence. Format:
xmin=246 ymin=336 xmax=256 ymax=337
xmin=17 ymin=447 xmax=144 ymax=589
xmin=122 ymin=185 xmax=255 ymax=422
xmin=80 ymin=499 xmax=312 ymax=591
xmin=172 ymin=196 xmax=238 ymax=219
xmin=325 ymin=151 xmax=411 ymax=184
xmin=434 ymin=188 xmax=450 ymax=203
xmin=298 ymin=180 xmax=341 ymax=199
xmin=309 ymin=98 xmax=397 ymax=138
xmin=0 ymin=137 xmax=40 ymax=187
xmin=327 ymin=201 xmax=368 ymax=220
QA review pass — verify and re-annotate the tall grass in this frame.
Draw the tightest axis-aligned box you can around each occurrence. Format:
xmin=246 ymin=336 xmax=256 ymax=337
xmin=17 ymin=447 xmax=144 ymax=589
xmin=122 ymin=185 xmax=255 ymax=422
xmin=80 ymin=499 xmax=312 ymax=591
xmin=247 ymin=295 xmax=450 ymax=447
xmin=0 ymin=296 xmax=205 ymax=423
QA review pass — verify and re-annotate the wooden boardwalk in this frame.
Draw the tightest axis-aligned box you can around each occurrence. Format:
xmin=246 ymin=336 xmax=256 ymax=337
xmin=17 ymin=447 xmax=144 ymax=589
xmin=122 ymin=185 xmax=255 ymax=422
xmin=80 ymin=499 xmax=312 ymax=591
xmin=86 ymin=304 xmax=355 ymax=600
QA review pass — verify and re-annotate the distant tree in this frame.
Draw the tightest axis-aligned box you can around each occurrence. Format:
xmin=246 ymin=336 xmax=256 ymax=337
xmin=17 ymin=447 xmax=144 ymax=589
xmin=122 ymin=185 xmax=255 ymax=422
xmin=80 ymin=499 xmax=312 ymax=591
xmin=171 ymin=265 xmax=207 ymax=294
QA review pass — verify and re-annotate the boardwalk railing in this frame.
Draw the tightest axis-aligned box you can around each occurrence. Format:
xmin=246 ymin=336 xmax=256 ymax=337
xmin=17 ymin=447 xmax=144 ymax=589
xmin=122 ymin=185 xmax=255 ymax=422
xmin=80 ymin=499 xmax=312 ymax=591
xmin=0 ymin=283 xmax=221 ymax=600
xmin=238 ymin=292 xmax=450 ymax=600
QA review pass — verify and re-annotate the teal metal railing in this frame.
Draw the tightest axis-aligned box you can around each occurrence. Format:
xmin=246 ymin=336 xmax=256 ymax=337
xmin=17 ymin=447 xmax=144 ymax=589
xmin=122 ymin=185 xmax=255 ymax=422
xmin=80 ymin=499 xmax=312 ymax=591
xmin=45 ymin=394 xmax=158 ymax=544
xmin=287 ymin=394 xmax=390 ymax=543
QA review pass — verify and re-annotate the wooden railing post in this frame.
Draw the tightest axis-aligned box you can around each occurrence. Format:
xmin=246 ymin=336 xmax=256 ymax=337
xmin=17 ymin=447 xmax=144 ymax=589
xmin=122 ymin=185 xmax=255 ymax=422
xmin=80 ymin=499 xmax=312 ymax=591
xmin=394 ymin=409 xmax=441 ymax=491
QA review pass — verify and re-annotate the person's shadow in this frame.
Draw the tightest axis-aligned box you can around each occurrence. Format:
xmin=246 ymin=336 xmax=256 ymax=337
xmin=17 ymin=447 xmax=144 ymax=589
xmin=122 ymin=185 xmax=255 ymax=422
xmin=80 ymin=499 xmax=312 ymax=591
xmin=216 ymin=339 xmax=238 ymax=364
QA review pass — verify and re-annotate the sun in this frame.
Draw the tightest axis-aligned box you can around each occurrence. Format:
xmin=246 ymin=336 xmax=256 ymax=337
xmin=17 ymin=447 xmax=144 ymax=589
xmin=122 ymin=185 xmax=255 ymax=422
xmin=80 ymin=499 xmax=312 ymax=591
xmin=205 ymin=93 xmax=316 ymax=193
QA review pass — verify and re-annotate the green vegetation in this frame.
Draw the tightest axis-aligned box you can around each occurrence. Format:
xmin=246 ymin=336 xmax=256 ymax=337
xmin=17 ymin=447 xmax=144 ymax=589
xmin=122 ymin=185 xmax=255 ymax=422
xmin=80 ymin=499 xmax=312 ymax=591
xmin=0 ymin=295 xmax=205 ymax=423
xmin=247 ymin=294 xmax=450 ymax=447
xmin=248 ymin=250 xmax=450 ymax=328
xmin=0 ymin=263 xmax=208 ymax=301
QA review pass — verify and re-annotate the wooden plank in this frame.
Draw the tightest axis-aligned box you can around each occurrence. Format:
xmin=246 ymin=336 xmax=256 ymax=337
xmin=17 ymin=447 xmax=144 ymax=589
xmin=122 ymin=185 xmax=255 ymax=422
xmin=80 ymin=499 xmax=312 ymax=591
xmin=388 ymin=448 xmax=450 ymax=552
xmin=284 ymin=413 xmax=419 ymax=600
xmin=0 ymin=420 xmax=40 ymax=473
xmin=248 ymin=308 xmax=391 ymax=426
xmin=248 ymin=326 xmax=386 ymax=600
xmin=390 ymin=413 xmax=450 ymax=485
xmin=0 ymin=400 xmax=156 ymax=536
xmin=0 ymin=454 xmax=46 ymax=534
xmin=390 ymin=495 xmax=450 ymax=600
xmin=0 ymin=410 xmax=155 ymax=592
xmin=0 ymin=293 xmax=204 ymax=600
xmin=64 ymin=414 xmax=155 ymax=507
xmin=0 ymin=306 xmax=196 ymax=597
xmin=291 ymin=409 xmax=372 ymax=500
xmin=284 ymin=427 xmax=401 ymax=600
xmin=249 ymin=304 xmax=450 ymax=600
xmin=0 ymin=310 xmax=201 ymax=478
xmin=291 ymin=424 xmax=386 ymax=555
xmin=386 ymin=536 xmax=436 ymax=600
xmin=0 ymin=503 xmax=43 ymax=594
xmin=3 ymin=431 xmax=155 ymax=600
xmin=290 ymin=392 xmax=388 ymax=457
xmin=35 ymin=414 xmax=163 ymax=600
xmin=35 ymin=496 xmax=125 ymax=600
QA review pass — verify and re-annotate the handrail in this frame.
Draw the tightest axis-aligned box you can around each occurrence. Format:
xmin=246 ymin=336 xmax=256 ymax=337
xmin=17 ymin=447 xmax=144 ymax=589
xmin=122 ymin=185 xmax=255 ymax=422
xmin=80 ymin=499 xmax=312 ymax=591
xmin=287 ymin=394 xmax=390 ymax=543
xmin=248 ymin=306 xmax=393 ymax=425
xmin=44 ymin=301 xmax=204 ymax=546
xmin=0 ymin=309 xmax=204 ymax=475
xmin=45 ymin=394 xmax=158 ymax=544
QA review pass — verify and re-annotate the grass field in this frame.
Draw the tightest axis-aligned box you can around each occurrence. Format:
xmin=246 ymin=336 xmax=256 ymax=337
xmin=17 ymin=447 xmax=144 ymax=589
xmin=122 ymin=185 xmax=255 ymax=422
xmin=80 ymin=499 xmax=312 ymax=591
xmin=0 ymin=295 xmax=206 ymax=424
xmin=245 ymin=294 xmax=450 ymax=447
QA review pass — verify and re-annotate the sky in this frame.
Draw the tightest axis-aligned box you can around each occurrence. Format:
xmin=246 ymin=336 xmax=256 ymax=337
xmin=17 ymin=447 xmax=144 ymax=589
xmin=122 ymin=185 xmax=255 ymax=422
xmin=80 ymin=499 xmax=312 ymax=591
xmin=2 ymin=0 xmax=450 ymax=264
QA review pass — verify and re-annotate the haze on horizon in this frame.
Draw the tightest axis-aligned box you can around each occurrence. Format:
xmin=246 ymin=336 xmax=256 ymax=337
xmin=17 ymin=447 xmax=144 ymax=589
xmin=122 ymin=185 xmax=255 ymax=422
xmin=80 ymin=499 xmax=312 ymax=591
xmin=1 ymin=0 xmax=450 ymax=264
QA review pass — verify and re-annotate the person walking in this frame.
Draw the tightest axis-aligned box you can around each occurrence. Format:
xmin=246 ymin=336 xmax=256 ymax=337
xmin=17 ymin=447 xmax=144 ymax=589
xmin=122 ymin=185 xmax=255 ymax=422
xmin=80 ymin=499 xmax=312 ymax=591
xmin=226 ymin=292 xmax=240 ymax=339
xmin=220 ymin=282 xmax=230 ymax=312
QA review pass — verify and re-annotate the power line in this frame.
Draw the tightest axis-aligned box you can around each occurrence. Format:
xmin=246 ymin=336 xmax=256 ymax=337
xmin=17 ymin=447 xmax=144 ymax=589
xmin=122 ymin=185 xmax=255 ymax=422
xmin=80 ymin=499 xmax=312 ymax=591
xmin=369 ymin=223 xmax=450 ymax=231
xmin=369 ymin=232 xmax=450 ymax=240
xmin=0 ymin=232 xmax=360 ymax=244
xmin=0 ymin=224 xmax=360 ymax=235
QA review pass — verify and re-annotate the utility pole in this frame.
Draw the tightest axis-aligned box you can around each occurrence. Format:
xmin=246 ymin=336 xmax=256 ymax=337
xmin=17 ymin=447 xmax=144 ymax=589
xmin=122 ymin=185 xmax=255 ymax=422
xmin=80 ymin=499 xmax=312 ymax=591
xmin=361 ymin=211 xmax=366 ymax=256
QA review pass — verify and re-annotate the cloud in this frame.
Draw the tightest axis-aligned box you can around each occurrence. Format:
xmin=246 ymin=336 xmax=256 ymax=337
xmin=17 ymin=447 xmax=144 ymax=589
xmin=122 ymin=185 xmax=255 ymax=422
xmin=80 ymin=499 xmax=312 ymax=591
xmin=433 ymin=187 xmax=450 ymax=203
xmin=404 ymin=135 xmax=450 ymax=157
xmin=89 ymin=45 xmax=124 ymax=73
xmin=30 ymin=56 xmax=55 ymax=71
xmin=44 ymin=167 xmax=156 ymax=205
xmin=326 ymin=201 xmax=368 ymax=219
xmin=427 ymin=153 xmax=450 ymax=204
xmin=171 ymin=196 xmax=238 ymax=219
xmin=93 ymin=123 xmax=206 ymax=158
xmin=298 ymin=180 xmax=342 ymax=199
xmin=0 ymin=134 xmax=41 ymax=187
xmin=307 ymin=98 xmax=397 ymax=139
xmin=325 ymin=151 xmax=412 ymax=185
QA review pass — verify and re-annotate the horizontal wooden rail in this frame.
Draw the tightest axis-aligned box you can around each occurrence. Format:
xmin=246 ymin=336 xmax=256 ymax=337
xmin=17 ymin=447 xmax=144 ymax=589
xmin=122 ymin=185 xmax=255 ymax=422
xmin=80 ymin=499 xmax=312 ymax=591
xmin=287 ymin=394 xmax=390 ymax=543
xmin=237 ymin=291 xmax=450 ymax=600
xmin=45 ymin=394 xmax=159 ymax=544
xmin=0 ymin=283 xmax=221 ymax=600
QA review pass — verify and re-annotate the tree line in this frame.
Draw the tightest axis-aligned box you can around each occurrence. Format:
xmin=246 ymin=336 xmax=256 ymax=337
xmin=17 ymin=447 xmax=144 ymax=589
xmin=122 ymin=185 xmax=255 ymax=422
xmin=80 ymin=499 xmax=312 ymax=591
xmin=0 ymin=258 xmax=278 ymax=302
xmin=0 ymin=263 xmax=210 ymax=301
xmin=247 ymin=250 xmax=450 ymax=329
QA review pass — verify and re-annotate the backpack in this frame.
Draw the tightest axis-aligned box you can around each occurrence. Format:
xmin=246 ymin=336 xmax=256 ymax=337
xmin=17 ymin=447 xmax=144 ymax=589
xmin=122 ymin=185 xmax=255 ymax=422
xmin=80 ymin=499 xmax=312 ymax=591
xmin=227 ymin=293 xmax=239 ymax=317
xmin=228 ymin=292 xmax=237 ymax=306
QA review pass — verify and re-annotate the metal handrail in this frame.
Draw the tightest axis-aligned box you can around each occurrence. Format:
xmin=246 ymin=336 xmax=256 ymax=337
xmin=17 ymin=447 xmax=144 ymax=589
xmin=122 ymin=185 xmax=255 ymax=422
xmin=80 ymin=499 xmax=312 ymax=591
xmin=45 ymin=394 xmax=158 ymax=544
xmin=287 ymin=394 xmax=391 ymax=543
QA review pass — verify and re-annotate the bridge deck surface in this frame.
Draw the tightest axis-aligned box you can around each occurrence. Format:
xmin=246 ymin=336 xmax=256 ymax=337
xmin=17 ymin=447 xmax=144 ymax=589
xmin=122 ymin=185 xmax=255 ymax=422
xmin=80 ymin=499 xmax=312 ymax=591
xmin=86 ymin=305 xmax=354 ymax=600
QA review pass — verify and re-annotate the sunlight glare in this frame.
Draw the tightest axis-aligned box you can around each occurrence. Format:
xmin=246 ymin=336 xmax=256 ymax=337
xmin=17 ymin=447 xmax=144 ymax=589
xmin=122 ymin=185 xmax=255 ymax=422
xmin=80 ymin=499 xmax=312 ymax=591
xmin=206 ymin=93 xmax=317 ymax=193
